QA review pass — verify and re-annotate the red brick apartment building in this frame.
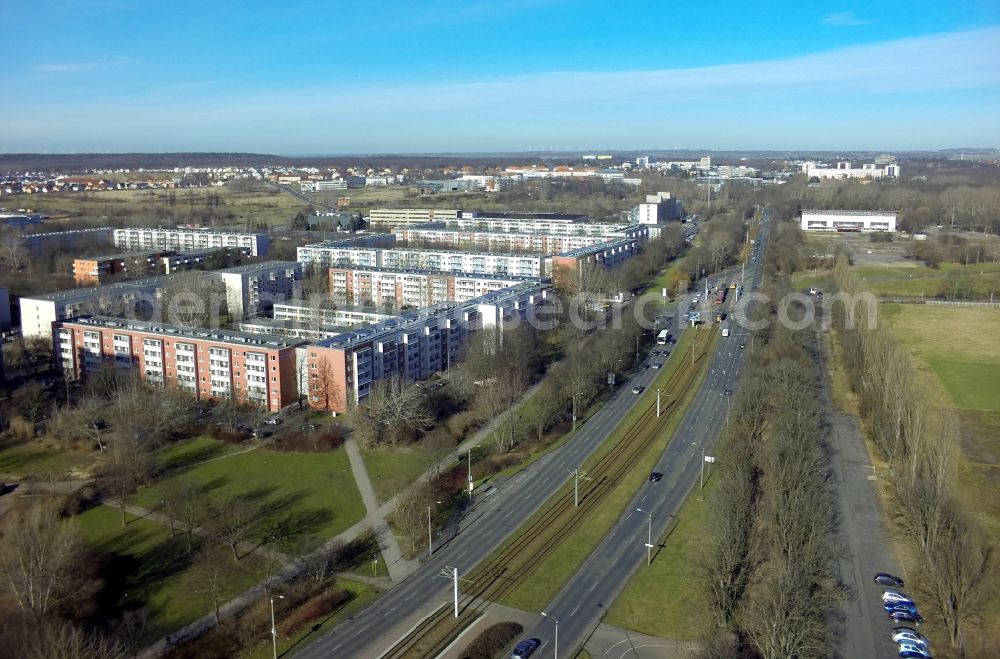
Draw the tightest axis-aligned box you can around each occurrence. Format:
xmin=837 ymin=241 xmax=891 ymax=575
xmin=54 ymin=317 xmax=303 ymax=411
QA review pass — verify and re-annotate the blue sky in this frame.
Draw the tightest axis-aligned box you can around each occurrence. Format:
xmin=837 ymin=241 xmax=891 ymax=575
xmin=2 ymin=0 xmax=999 ymax=154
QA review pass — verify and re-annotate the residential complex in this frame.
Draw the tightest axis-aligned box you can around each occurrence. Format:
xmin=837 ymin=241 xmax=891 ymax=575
xmin=273 ymin=303 xmax=398 ymax=327
xmin=328 ymin=267 xmax=547 ymax=307
xmin=72 ymin=248 xmax=224 ymax=285
xmin=214 ymin=261 xmax=303 ymax=317
xmin=368 ymin=208 xmax=461 ymax=225
xmin=55 ymin=316 xmax=302 ymax=411
xmin=19 ymin=227 xmax=114 ymax=256
xmin=304 ymin=282 xmax=551 ymax=411
xmin=393 ymin=222 xmax=645 ymax=254
xmin=799 ymin=209 xmax=898 ymax=232
xmin=113 ymin=227 xmax=270 ymax=257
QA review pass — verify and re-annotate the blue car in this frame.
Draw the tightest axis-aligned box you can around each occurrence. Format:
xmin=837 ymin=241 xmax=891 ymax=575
xmin=511 ymin=638 xmax=541 ymax=659
xmin=885 ymin=602 xmax=919 ymax=615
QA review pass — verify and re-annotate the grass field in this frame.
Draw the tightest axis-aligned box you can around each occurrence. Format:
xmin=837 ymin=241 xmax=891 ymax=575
xmin=134 ymin=441 xmax=365 ymax=553
xmin=881 ymin=304 xmax=1000 ymax=411
xmin=75 ymin=504 xmax=267 ymax=643
xmin=0 ymin=438 xmax=94 ymax=479
xmin=856 ymin=262 xmax=1000 ymax=298
xmin=362 ymin=444 xmax=440 ymax=504
xmin=605 ymin=477 xmax=717 ymax=640
xmin=497 ymin=330 xmax=713 ymax=612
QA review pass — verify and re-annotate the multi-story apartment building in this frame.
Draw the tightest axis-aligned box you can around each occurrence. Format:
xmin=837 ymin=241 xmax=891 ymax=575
xmin=54 ymin=316 xmax=303 ymax=411
xmin=19 ymin=227 xmax=114 ymax=256
xmin=549 ymin=238 xmax=642 ymax=288
xmin=304 ymin=283 xmax=551 ymax=411
xmin=113 ymin=227 xmax=270 ymax=257
xmin=394 ymin=222 xmax=647 ymax=254
xmin=379 ymin=249 xmax=549 ymax=277
xmin=368 ymin=208 xmax=461 ymax=225
xmin=20 ymin=276 xmax=174 ymax=339
xmin=296 ymin=234 xmax=396 ymax=268
xmin=328 ymin=267 xmax=547 ymax=307
xmin=214 ymin=261 xmax=303 ymax=318
xmin=272 ymin=303 xmax=397 ymax=327
xmin=72 ymin=248 xmax=225 ymax=285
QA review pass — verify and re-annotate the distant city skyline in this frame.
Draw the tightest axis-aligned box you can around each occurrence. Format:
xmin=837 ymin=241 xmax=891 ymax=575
xmin=2 ymin=1 xmax=999 ymax=153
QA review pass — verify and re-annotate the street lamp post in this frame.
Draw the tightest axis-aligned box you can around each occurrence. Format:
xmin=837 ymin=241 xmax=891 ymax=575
xmin=541 ymin=611 xmax=559 ymax=658
xmin=572 ymin=391 xmax=583 ymax=431
xmin=270 ymin=594 xmax=285 ymax=659
xmin=656 ymin=387 xmax=661 ymax=417
xmin=636 ymin=507 xmax=653 ymax=566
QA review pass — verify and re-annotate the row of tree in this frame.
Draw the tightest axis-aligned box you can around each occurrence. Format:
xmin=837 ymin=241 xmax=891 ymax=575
xmin=700 ymin=276 xmax=840 ymax=659
xmin=831 ymin=256 xmax=994 ymax=651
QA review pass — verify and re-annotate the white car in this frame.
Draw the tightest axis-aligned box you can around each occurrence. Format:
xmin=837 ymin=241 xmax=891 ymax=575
xmin=897 ymin=642 xmax=932 ymax=657
xmin=882 ymin=589 xmax=913 ymax=604
xmin=892 ymin=630 xmax=929 ymax=647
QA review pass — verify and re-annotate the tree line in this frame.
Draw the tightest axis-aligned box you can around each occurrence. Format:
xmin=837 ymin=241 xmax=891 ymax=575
xmin=831 ymin=255 xmax=995 ymax=652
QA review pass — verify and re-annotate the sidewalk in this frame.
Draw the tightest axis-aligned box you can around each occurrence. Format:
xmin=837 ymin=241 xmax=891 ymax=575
xmin=344 ymin=437 xmax=418 ymax=582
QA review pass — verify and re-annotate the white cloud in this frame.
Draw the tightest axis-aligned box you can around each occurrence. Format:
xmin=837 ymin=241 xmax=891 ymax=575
xmin=821 ymin=11 xmax=873 ymax=27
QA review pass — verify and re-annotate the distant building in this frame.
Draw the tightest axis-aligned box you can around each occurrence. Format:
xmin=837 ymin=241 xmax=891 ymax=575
xmin=214 ymin=261 xmax=303 ymax=318
xmin=799 ymin=210 xmax=897 ymax=232
xmin=19 ymin=227 xmax=114 ymax=256
xmin=368 ymin=208 xmax=461 ymax=225
xmin=801 ymin=161 xmax=900 ymax=180
xmin=113 ymin=228 xmax=269 ymax=257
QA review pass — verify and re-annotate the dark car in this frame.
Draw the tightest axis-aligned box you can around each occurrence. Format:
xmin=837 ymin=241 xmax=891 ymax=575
xmin=511 ymin=638 xmax=541 ymax=659
xmin=885 ymin=602 xmax=918 ymax=614
xmin=649 ymin=472 xmax=663 ymax=482
xmin=889 ymin=611 xmax=924 ymax=625
xmin=721 ymin=389 xmax=733 ymax=396
xmin=875 ymin=573 xmax=905 ymax=588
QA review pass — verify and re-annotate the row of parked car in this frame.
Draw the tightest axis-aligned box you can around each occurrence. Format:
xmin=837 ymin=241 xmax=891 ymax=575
xmin=874 ymin=573 xmax=932 ymax=658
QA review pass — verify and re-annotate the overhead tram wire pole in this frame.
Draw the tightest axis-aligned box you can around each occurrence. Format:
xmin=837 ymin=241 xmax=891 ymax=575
xmin=568 ymin=468 xmax=592 ymax=507
xmin=269 ymin=594 xmax=284 ymax=659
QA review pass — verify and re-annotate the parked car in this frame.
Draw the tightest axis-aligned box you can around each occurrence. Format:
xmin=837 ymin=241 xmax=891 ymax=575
xmin=875 ymin=573 xmax=905 ymax=588
xmin=892 ymin=630 xmax=930 ymax=647
xmin=897 ymin=642 xmax=932 ymax=658
xmin=889 ymin=611 xmax=923 ymax=625
xmin=251 ymin=428 xmax=273 ymax=439
xmin=264 ymin=417 xmax=283 ymax=426
xmin=511 ymin=638 xmax=541 ymax=659
xmin=883 ymin=590 xmax=914 ymax=604
xmin=885 ymin=602 xmax=918 ymax=614
xmin=648 ymin=472 xmax=663 ymax=482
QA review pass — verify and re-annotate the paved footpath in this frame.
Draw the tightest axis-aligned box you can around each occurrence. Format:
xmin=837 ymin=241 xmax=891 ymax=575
xmin=817 ymin=330 xmax=905 ymax=659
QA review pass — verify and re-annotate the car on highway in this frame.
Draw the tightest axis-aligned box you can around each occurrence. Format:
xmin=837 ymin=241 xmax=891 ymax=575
xmin=651 ymin=362 xmax=662 ymax=370
xmin=875 ymin=573 xmax=905 ymax=588
xmin=640 ymin=363 xmax=650 ymax=370
xmin=897 ymin=642 xmax=933 ymax=658
xmin=892 ymin=630 xmax=930 ymax=647
xmin=889 ymin=610 xmax=923 ymax=625
xmin=511 ymin=638 xmax=540 ymax=659
xmin=631 ymin=385 xmax=644 ymax=394
xmin=651 ymin=349 xmax=660 ymax=356
xmin=883 ymin=589 xmax=913 ymax=604
xmin=721 ymin=388 xmax=733 ymax=396
xmin=648 ymin=472 xmax=663 ymax=482
xmin=738 ymin=343 xmax=745 ymax=350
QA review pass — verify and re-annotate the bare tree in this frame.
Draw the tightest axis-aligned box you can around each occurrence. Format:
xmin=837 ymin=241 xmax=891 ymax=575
xmin=354 ymin=376 xmax=432 ymax=448
xmin=209 ymin=496 xmax=261 ymax=561
xmin=0 ymin=506 xmax=82 ymax=620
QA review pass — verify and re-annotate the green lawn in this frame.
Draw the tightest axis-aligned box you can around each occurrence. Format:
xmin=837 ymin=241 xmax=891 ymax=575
xmin=362 ymin=445 xmax=439 ymax=504
xmin=75 ymin=505 xmax=267 ymax=642
xmin=854 ymin=261 xmax=1000 ymax=298
xmin=0 ymin=439 xmax=94 ymax=479
xmin=926 ymin=358 xmax=1000 ymax=411
xmin=498 ymin=331 xmax=713 ymax=611
xmin=152 ymin=436 xmax=242 ymax=473
xmin=606 ymin=477 xmax=718 ymax=640
xmin=134 ymin=442 xmax=365 ymax=553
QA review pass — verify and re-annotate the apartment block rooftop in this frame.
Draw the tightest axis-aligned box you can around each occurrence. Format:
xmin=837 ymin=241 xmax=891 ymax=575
xmin=60 ymin=315 xmax=306 ymax=349
xmin=213 ymin=260 xmax=300 ymax=274
xmin=328 ymin=265 xmax=547 ymax=281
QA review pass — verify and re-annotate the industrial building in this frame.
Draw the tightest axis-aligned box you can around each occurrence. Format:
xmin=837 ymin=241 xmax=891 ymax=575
xmin=799 ymin=209 xmax=898 ymax=232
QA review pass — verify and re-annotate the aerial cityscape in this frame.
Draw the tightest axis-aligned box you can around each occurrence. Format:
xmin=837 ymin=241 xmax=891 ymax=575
xmin=1 ymin=2 xmax=999 ymax=659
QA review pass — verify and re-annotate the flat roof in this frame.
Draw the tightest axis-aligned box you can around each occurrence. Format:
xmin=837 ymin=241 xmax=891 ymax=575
xmin=557 ymin=237 xmax=638 ymax=257
xmin=115 ymin=227 xmax=266 ymax=237
xmin=384 ymin=247 xmax=548 ymax=259
xmin=59 ymin=315 xmax=306 ymax=349
xmin=800 ymin=209 xmax=898 ymax=217
xmin=214 ymin=260 xmax=300 ymax=274
xmin=327 ymin=265 xmax=547 ymax=281
xmin=25 ymin=273 xmax=181 ymax=302
xmin=238 ymin=317 xmax=354 ymax=334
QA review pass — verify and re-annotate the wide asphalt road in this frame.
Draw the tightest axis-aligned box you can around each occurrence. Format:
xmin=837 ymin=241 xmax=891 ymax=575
xmin=517 ymin=223 xmax=770 ymax=657
xmin=296 ymin=299 xmax=701 ymax=657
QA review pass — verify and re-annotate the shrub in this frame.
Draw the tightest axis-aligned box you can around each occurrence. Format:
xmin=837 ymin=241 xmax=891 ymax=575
xmin=277 ymin=587 xmax=354 ymax=636
xmin=446 ymin=409 xmax=483 ymax=439
xmin=269 ymin=425 xmax=347 ymax=452
xmin=461 ymin=621 xmax=523 ymax=659
xmin=8 ymin=416 xmax=36 ymax=441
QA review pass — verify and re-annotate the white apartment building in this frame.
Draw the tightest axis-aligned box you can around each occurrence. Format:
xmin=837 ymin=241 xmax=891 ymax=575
xmin=113 ymin=228 xmax=270 ymax=257
xmin=800 ymin=210 xmax=898 ymax=232
xmin=368 ymin=208 xmax=461 ymax=225
xmin=296 ymin=234 xmax=397 ymax=268
xmin=327 ymin=267 xmax=546 ymax=307
xmin=380 ymin=249 xmax=549 ymax=277
xmin=801 ymin=161 xmax=901 ymax=180
xmin=636 ymin=192 xmax=684 ymax=225
xmin=272 ymin=303 xmax=397 ymax=327
xmin=214 ymin=261 xmax=303 ymax=318
xmin=395 ymin=223 xmax=646 ymax=254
